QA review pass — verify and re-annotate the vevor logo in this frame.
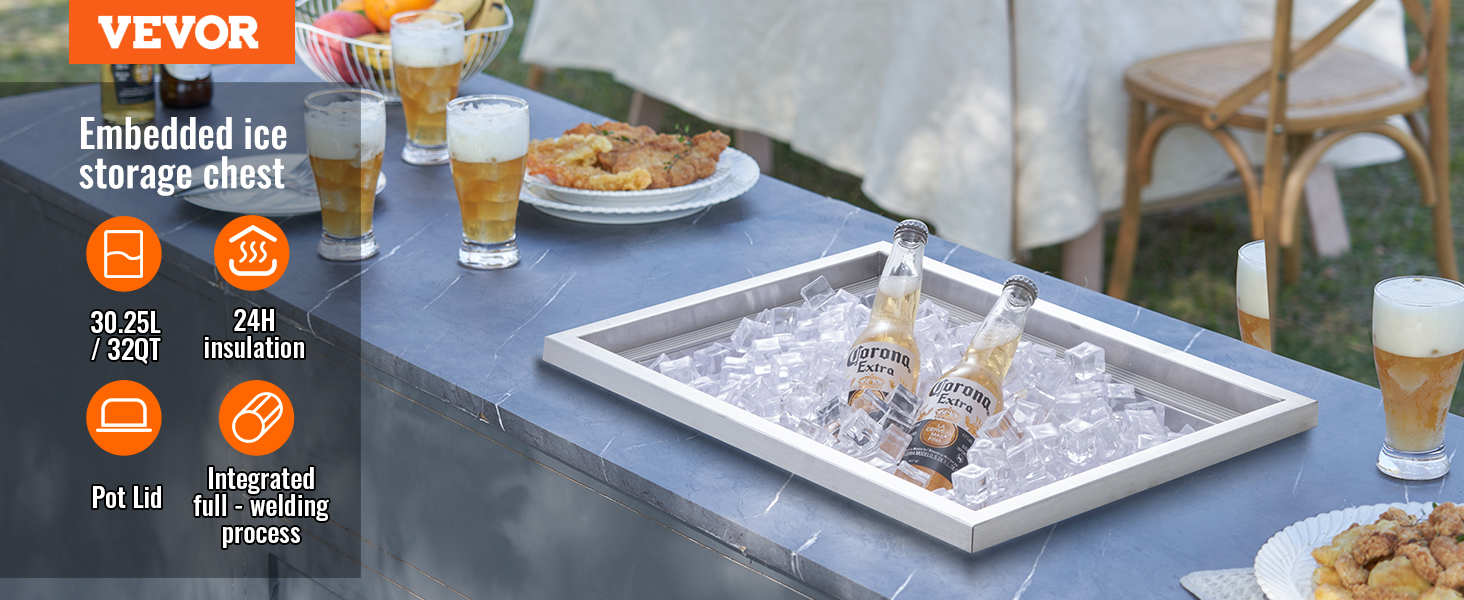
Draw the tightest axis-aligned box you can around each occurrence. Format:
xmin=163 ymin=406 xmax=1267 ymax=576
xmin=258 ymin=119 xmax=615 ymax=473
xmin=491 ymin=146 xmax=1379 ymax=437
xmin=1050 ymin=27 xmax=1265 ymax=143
xmin=70 ymin=0 xmax=293 ymax=64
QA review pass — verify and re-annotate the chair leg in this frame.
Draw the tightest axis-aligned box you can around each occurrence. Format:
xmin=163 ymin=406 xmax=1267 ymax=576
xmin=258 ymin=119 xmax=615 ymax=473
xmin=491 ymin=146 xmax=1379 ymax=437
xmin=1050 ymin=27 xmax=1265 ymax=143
xmin=1283 ymin=135 xmax=1309 ymax=284
xmin=1106 ymin=98 xmax=1150 ymax=300
xmin=1428 ymin=0 xmax=1457 ymax=281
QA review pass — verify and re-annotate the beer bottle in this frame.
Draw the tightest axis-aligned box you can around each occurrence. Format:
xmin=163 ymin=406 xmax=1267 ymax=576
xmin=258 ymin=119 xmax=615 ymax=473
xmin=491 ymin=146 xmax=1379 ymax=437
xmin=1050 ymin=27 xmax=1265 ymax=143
xmin=845 ymin=220 xmax=928 ymax=416
xmin=899 ymin=275 xmax=1038 ymax=491
xmin=160 ymin=65 xmax=213 ymax=108
xmin=100 ymin=64 xmax=156 ymax=125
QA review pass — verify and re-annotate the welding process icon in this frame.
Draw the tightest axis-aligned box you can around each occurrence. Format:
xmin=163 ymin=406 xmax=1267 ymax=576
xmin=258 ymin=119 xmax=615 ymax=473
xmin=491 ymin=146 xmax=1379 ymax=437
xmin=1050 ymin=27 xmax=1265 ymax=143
xmin=214 ymin=216 xmax=289 ymax=291
xmin=219 ymin=381 xmax=294 ymax=456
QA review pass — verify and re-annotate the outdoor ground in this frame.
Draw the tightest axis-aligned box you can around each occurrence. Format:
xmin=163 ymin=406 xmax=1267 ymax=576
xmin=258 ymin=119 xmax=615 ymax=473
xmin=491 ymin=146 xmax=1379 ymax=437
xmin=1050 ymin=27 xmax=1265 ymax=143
xmin=6 ymin=0 xmax=1463 ymax=411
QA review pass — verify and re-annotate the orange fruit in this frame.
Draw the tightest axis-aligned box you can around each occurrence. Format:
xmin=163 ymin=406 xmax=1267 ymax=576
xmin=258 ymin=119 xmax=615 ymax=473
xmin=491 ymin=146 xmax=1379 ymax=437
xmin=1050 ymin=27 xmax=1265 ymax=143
xmin=336 ymin=0 xmax=366 ymax=13
xmin=363 ymin=0 xmax=436 ymax=31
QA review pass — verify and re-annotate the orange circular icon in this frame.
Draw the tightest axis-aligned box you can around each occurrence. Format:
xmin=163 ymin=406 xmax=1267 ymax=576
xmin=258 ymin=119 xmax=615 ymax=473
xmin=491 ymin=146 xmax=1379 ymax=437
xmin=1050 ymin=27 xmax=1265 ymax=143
xmin=87 ymin=380 xmax=161 ymax=456
xmin=219 ymin=380 xmax=294 ymax=456
xmin=86 ymin=216 xmax=162 ymax=292
xmin=215 ymin=216 xmax=289 ymax=291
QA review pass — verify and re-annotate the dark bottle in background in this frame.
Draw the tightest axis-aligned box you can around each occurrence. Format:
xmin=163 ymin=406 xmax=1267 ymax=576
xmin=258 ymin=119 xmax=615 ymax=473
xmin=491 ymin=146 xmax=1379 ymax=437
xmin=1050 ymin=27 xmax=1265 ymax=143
xmin=160 ymin=64 xmax=213 ymax=108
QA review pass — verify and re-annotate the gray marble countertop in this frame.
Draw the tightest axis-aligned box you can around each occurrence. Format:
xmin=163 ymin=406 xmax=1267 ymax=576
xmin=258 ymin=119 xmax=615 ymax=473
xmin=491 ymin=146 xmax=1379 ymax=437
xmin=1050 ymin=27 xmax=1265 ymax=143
xmin=1 ymin=66 xmax=1453 ymax=600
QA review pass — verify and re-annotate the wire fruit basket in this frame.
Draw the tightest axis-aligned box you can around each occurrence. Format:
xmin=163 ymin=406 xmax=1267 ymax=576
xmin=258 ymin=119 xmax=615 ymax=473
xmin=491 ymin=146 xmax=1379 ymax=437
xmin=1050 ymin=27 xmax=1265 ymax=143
xmin=294 ymin=0 xmax=513 ymax=102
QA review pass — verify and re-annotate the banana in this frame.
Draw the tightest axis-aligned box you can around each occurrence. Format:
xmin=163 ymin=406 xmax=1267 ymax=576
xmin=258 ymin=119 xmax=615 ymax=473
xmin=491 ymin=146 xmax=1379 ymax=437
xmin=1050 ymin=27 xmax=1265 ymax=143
xmin=352 ymin=32 xmax=393 ymax=73
xmin=468 ymin=1 xmax=506 ymax=29
xmin=429 ymin=0 xmax=483 ymax=25
xmin=463 ymin=1 xmax=507 ymax=58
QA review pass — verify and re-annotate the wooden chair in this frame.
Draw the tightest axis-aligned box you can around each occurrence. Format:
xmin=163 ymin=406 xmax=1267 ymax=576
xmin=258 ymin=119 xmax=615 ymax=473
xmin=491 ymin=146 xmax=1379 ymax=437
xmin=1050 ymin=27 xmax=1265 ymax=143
xmin=1106 ymin=0 xmax=1456 ymax=330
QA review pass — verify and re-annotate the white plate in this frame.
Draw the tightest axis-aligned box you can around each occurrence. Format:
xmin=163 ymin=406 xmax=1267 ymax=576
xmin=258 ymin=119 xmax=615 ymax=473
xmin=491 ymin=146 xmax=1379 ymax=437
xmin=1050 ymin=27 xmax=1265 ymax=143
xmin=525 ymin=148 xmax=750 ymax=207
xmin=520 ymin=147 xmax=760 ymax=225
xmin=1254 ymin=502 xmax=1430 ymax=600
xmin=180 ymin=153 xmax=386 ymax=216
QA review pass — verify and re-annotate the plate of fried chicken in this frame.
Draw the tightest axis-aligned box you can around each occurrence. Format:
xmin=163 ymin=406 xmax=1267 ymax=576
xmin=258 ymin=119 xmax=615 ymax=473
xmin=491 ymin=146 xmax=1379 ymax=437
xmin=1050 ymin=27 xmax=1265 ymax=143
xmin=525 ymin=121 xmax=740 ymax=207
xmin=1256 ymin=502 xmax=1464 ymax=600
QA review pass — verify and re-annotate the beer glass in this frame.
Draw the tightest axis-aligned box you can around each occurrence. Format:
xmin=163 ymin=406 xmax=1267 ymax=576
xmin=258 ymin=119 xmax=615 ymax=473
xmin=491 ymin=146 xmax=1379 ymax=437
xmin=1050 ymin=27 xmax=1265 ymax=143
xmin=390 ymin=10 xmax=464 ymax=166
xmin=1235 ymin=240 xmax=1271 ymax=351
xmin=1373 ymin=276 xmax=1464 ymax=480
xmin=304 ymin=89 xmax=387 ymax=261
xmin=447 ymin=95 xmax=528 ymax=269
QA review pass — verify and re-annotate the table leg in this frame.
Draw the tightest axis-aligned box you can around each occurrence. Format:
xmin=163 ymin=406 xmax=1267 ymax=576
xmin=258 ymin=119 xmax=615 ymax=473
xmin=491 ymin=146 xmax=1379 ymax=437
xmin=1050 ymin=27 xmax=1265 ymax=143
xmin=735 ymin=130 xmax=775 ymax=175
xmin=1302 ymin=163 xmax=1349 ymax=258
xmin=1062 ymin=221 xmax=1105 ymax=291
xmin=628 ymin=91 xmax=666 ymax=130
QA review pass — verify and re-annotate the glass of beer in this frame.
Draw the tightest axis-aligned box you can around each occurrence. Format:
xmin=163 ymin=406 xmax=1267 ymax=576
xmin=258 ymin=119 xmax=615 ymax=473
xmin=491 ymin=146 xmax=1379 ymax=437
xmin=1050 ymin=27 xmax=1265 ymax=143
xmin=447 ymin=95 xmax=528 ymax=269
xmin=1373 ymin=276 xmax=1464 ymax=480
xmin=1236 ymin=240 xmax=1271 ymax=351
xmin=390 ymin=10 xmax=464 ymax=166
xmin=304 ymin=88 xmax=387 ymax=261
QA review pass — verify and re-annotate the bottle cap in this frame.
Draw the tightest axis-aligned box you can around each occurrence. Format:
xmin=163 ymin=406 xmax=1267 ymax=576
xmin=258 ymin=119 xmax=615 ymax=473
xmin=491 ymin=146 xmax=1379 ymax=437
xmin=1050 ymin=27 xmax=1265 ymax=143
xmin=1004 ymin=274 xmax=1038 ymax=299
xmin=894 ymin=219 xmax=928 ymax=245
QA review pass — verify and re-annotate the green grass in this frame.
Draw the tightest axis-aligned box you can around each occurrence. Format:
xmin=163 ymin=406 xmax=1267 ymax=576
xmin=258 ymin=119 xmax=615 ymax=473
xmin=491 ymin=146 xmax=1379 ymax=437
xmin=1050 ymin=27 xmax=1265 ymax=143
xmin=6 ymin=0 xmax=1462 ymax=411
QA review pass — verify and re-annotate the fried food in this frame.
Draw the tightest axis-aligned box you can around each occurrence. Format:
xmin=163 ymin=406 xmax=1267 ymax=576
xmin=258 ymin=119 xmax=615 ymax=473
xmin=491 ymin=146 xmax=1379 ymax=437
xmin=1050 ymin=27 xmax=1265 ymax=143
xmin=526 ymin=121 xmax=730 ymax=191
xmin=524 ymin=134 xmax=654 ymax=191
xmin=1313 ymin=505 xmax=1464 ymax=600
xmin=1421 ymin=586 xmax=1464 ymax=600
xmin=1367 ymin=557 xmax=1432 ymax=597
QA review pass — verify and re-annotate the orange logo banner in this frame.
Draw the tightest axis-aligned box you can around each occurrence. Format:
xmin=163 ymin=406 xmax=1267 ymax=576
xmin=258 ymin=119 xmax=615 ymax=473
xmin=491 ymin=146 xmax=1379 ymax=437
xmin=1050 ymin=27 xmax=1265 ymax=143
xmin=69 ymin=0 xmax=294 ymax=64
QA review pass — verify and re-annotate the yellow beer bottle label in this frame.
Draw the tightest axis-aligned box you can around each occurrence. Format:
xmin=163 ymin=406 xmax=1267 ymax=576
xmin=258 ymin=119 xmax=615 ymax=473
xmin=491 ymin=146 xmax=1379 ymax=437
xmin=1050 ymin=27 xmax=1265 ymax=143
xmin=844 ymin=341 xmax=917 ymax=407
xmin=903 ymin=376 xmax=997 ymax=482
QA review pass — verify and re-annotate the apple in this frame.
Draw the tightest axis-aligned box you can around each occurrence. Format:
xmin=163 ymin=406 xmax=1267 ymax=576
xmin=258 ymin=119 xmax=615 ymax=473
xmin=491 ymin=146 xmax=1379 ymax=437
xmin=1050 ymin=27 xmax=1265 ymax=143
xmin=312 ymin=11 xmax=376 ymax=82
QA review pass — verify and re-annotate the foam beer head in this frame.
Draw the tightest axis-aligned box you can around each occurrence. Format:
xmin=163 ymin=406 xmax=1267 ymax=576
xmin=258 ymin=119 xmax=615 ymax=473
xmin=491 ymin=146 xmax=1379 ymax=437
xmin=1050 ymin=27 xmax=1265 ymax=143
xmin=447 ymin=97 xmax=529 ymax=162
xmin=1373 ymin=277 xmax=1464 ymax=359
xmin=304 ymin=91 xmax=386 ymax=161
xmin=390 ymin=11 xmax=465 ymax=68
xmin=1236 ymin=240 xmax=1268 ymax=319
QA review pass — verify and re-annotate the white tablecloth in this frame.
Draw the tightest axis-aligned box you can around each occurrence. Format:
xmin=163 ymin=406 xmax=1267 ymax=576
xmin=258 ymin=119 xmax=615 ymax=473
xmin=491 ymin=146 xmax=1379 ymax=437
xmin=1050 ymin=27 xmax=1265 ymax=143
xmin=522 ymin=0 xmax=1406 ymax=258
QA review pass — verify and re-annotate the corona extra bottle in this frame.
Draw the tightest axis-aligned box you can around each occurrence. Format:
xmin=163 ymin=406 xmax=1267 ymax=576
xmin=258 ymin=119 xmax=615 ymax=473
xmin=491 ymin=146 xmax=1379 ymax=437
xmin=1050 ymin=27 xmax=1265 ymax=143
xmin=101 ymin=64 xmax=155 ymax=125
xmin=899 ymin=275 xmax=1038 ymax=490
xmin=845 ymin=220 xmax=928 ymax=415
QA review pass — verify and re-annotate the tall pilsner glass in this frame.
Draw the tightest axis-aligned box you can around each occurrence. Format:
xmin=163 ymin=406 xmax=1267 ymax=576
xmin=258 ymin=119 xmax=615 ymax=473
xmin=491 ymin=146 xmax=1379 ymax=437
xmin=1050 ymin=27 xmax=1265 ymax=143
xmin=447 ymin=95 xmax=528 ymax=269
xmin=1236 ymin=240 xmax=1271 ymax=351
xmin=391 ymin=10 xmax=464 ymax=165
xmin=1373 ymin=276 xmax=1464 ymax=480
xmin=304 ymin=89 xmax=386 ymax=261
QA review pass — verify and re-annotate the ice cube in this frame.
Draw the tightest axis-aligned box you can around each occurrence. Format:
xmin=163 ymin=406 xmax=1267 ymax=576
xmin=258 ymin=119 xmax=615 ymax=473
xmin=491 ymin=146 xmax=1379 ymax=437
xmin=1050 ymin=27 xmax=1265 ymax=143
xmin=1106 ymin=382 xmax=1137 ymax=407
xmin=976 ymin=410 xmax=1019 ymax=445
xmin=1008 ymin=400 xmax=1049 ymax=428
xmin=872 ymin=426 xmax=913 ymax=466
xmin=693 ymin=344 xmax=731 ymax=376
xmin=690 ymin=376 xmax=720 ymax=396
xmin=1059 ymin=418 xmax=1097 ymax=464
xmin=797 ymin=418 xmax=838 ymax=447
xmin=881 ymin=385 xmax=919 ymax=432
xmin=1065 ymin=342 xmax=1106 ymax=382
xmin=894 ymin=461 xmax=931 ymax=487
xmin=839 ymin=409 xmax=881 ymax=449
xmin=1027 ymin=422 xmax=1062 ymax=460
xmin=658 ymin=356 xmax=699 ymax=384
xmin=801 ymin=276 xmax=835 ymax=309
xmin=1168 ymin=423 xmax=1197 ymax=442
xmin=1006 ymin=438 xmax=1041 ymax=476
xmin=952 ymin=464 xmax=993 ymax=504
xmin=731 ymin=319 xmax=770 ymax=351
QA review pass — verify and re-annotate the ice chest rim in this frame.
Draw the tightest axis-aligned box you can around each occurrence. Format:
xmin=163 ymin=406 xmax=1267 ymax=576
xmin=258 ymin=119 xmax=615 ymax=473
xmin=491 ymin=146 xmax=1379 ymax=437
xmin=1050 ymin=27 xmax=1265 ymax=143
xmin=542 ymin=242 xmax=1318 ymax=553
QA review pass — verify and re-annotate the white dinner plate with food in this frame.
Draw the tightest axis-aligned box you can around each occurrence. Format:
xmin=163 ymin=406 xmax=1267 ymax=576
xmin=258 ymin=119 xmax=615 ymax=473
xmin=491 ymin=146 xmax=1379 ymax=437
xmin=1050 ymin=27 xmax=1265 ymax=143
xmin=179 ymin=153 xmax=386 ymax=216
xmin=520 ymin=149 xmax=760 ymax=224
xmin=1254 ymin=502 xmax=1428 ymax=600
xmin=524 ymin=147 xmax=750 ymax=208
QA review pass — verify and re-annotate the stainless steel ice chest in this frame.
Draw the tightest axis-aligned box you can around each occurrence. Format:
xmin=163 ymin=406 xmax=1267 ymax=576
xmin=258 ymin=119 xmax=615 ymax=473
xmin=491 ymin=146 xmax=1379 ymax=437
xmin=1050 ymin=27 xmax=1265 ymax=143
xmin=543 ymin=243 xmax=1318 ymax=552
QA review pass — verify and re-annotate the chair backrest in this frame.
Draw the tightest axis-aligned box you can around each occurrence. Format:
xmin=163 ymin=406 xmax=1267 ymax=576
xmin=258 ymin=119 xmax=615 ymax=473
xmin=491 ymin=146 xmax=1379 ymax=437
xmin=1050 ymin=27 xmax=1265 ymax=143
xmin=1199 ymin=0 xmax=1448 ymax=131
